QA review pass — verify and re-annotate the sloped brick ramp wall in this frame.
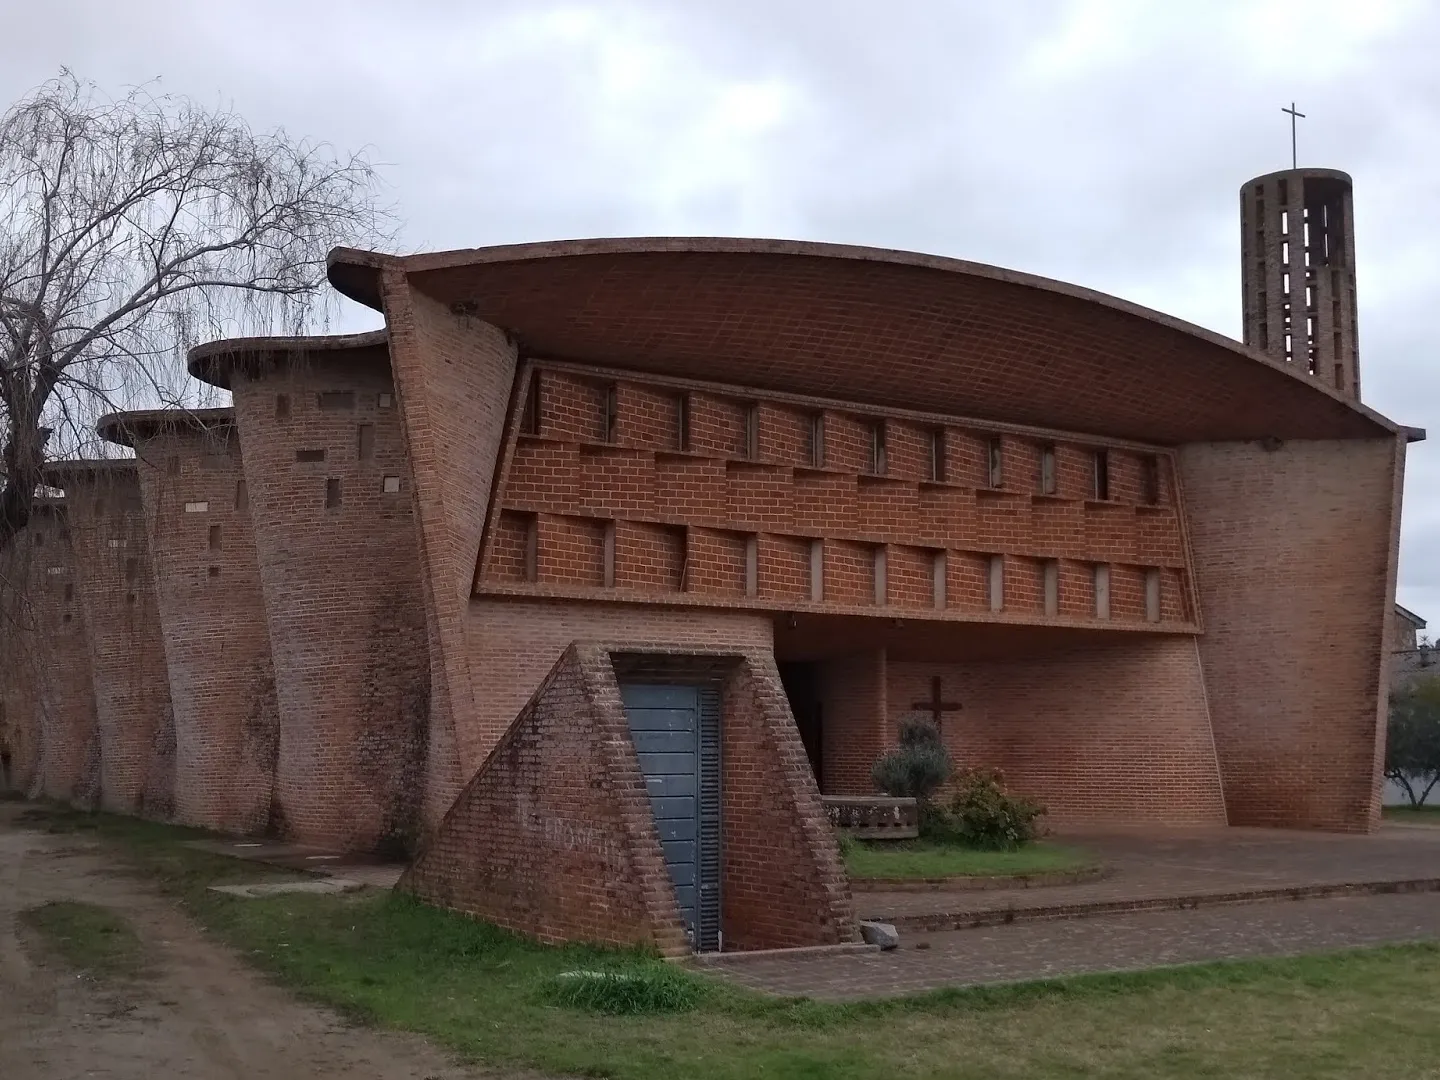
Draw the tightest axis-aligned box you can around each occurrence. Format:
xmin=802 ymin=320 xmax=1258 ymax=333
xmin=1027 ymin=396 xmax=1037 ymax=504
xmin=399 ymin=641 xmax=856 ymax=954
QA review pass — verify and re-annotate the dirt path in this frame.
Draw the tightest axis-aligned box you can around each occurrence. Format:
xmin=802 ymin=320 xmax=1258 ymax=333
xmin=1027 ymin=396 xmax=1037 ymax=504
xmin=0 ymin=804 xmax=523 ymax=1079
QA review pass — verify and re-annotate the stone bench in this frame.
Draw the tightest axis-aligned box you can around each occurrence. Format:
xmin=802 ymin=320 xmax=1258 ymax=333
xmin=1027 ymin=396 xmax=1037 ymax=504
xmin=823 ymin=796 xmax=919 ymax=840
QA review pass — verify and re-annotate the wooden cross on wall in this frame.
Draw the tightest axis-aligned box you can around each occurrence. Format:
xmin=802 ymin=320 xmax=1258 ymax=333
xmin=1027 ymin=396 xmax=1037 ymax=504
xmin=913 ymin=676 xmax=962 ymax=733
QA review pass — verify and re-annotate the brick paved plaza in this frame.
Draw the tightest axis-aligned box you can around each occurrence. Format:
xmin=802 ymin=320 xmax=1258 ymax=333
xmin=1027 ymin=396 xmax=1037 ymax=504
xmin=710 ymin=824 xmax=1440 ymax=999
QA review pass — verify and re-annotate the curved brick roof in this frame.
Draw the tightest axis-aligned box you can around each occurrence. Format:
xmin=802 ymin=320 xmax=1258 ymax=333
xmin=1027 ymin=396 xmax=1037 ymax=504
xmin=96 ymin=407 xmax=236 ymax=448
xmin=187 ymin=330 xmax=389 ymax=389
xmin=328 ymin=238 xmax=1404 ymax=445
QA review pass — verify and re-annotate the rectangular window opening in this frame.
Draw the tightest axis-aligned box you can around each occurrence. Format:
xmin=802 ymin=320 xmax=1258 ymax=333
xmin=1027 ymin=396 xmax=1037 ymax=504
xmin=124 ymin=557 xmax=138 ymax=583
xmin=524 ymin=515 xmax=539 ymax=583
xmin=357 ymin=424 xmax=375 ymax=461
xmin=987 ymin=437 xmax=1003 ymax=488
xmin=275 ymin=394 xmax=290 ymax=419
xmin=932 ymin=550 xmax=947 ymax=610
xmin=809 ymin=413 xmax=826 ymax=468
xmin=930 ymin=428 xmax=947 ymax=482
xmin=520 ymin=372 xmax=542 ymax=436
xmin=325 ymin=478 xmax=342 ymax=509
xmin=234 ymin=479 xmax=248 ymax=511
xmin=988 ymin=555 xmax=1004 ymax=612
xmin=207 ymin=566 xmax=221 ymax=579
xmin=208 ymin=525 xmax=221 ymax=552
xmin=1040 ymin=444 xmax=1057 ymax=495
xmin=317 ymin=390 xmax=355 ymax=411
xmin=602 ymin=382 xmax=619 ymax=443
xmin=1094 ymin=564 xmax=1111 ymax=619
xmin=870 ymin=420 xmax=887 ymax=475
xmin=676 ymin=393 xmax=690 ymax=451
xmin=382 ymin=475 xmax=402 ymax=493
xmin=62 ymin=583 xmax=73 ymax=602
xmin=1093 ymin=449 xmax=1110 ymax=500
xmin=1140 ymin=455 xmax=1161 ymax=505
xmin=744 ymin=403 xmax=760 ymax=460
xmin=296 ymin=449 xmax=326 ymax=463
xmin=377 ymin=392 xmax=394 ymax=409
xmin=1145 ymin=568 xmax=1162 ymax=623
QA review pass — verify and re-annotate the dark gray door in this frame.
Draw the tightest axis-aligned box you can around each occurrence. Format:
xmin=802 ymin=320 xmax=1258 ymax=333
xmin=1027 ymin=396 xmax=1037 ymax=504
xmin=621 ymin=683 xmax=721 ymax=951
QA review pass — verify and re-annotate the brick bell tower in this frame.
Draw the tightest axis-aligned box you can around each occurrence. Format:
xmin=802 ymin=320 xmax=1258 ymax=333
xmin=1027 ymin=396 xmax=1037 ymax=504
xmin=1240 ymin=167 xmax=1360 ymax=399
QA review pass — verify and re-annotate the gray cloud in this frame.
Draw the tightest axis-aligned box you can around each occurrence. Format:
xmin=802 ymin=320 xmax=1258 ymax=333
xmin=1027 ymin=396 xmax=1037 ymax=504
xmin=4 ymin=0 xmax=1437 ymax=617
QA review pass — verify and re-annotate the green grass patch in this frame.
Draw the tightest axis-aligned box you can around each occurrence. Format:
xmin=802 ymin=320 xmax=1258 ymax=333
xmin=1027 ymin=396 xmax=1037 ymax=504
xmin=1384 ymin=804 xmax=1440 ymax=822
xmin=19 ymin=900 xmax=148 ymax=980
xmin=18 ymin=802 xmax=1440 ymax=1079
xmin=843 ymin=838 xmax=1097 ymax=879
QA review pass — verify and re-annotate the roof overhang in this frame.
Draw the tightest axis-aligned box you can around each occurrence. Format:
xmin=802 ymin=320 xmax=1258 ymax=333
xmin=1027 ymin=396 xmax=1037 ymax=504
xmin=328 ymin=238 xmax=1407 ymax=446
xmin=96 ymin=408 xmax=236 ymax=449
xmin=187 ymin=330 xmax=389 ymax=390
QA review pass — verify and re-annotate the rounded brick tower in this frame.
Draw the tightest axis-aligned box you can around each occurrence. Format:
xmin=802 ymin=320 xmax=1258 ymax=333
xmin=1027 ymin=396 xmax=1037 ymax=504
xmin=1240 ymin=168 xmax=1360 ymax=399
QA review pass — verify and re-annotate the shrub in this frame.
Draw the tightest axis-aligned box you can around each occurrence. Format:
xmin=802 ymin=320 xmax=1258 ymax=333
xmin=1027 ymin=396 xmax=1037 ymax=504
xmin=538 ymin=963 xmax=710 ymax=1015
xmin=947 ymin=768 xmax=1045 ymax=851
xmin=871 ymin=717 xmax=953 ymax=807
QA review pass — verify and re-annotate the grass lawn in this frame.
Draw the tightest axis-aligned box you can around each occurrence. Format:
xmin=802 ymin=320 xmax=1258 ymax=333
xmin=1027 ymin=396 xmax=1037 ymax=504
xmin=843 ymin=838 xmax=1096 ymax=879
xmin=18 ymin=899 xmax=149 ymax=980
xmin=21 ymin=804 xmax=1440 ymax=1080
xmin=1384 ymin=804 xmax=1440 ymax=823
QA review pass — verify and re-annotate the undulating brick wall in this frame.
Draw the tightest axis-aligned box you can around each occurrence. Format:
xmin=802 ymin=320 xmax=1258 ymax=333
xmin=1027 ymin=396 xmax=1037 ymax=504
xmin=478 ymin=362 xmax=1197 ymax=634
xmin=888 ymin=636 xmax=1228 ymax=825
xmin=399 ymin=643 xmax=691 ymax=955
xmin=114 ymin=413 xmax=280 ymax=834
xmin=25 ymin=503 xmax=101 ymax=805
xmin=230 ymin=348 xmax=429 ymax=852
xmin=1 ymin=522 xmax=49 ymax=797
xmin=402 ymin=642 xmax=855 ymax=954
xmin=381 ymin=278 xmax=519 ymax=829
xmin=1180 ymin=437 xmax=1404 ymax=831
xmin=463 ymin=597 xmax=773 ymax=776
xmin=48 ymin=463 xmax=174 ymax=816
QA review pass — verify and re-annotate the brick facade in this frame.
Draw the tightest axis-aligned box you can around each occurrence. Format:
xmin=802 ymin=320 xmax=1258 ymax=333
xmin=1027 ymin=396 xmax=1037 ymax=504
xmin=224 ymin=344 xmax=429 ymax=852
xmin=0 ymin=525 xmax=44 ymax=797
xmin=25 ymin=503 xmax=101 ymax=804
xmin=380 ymin=279 xmax=519 ymax=830
xmin=400 ymin=642 xmax=854 ymax=953
xmin=1180 ymin=437 xmax=1404 ymax=831
xmin=100 ymin=411 xmax=279 ymax=834
xmin=46 ymin=463 xmax=174 ymax=816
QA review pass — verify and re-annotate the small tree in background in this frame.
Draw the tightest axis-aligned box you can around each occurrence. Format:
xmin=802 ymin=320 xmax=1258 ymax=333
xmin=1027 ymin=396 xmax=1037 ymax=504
xmin=871 ymin=716 xmax=953 ymax=824
xmin=1386 ymin=676 xmax=1440 ymax=806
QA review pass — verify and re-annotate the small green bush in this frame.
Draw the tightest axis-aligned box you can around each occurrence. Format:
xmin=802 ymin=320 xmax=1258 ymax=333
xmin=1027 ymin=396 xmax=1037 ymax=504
xmin=947 ymin=768 xmax=1045 ymax=851
xmin=871 ymin=717 xmax=953 ymax=806
xmin=538 ymin=963 xmax=710 ymax=1015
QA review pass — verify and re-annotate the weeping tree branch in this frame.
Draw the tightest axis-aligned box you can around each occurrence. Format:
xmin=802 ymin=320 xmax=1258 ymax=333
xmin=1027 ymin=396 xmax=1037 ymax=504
xmin=0 ymin=70 xmax=394 ymax=551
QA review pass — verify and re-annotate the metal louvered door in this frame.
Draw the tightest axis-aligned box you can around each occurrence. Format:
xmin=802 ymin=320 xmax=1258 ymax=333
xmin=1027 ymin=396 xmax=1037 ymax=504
xmin=621 ymin=683 xmax=722 ymax=953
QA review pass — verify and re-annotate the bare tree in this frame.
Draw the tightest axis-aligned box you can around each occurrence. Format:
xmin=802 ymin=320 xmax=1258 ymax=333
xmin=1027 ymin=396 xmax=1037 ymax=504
xmin=0 ymin=71 xmax=392 ymax=550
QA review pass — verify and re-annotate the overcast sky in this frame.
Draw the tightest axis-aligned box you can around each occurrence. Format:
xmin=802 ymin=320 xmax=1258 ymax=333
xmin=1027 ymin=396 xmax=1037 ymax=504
xmin=4 ymin=0 xmax=1438 ymax=621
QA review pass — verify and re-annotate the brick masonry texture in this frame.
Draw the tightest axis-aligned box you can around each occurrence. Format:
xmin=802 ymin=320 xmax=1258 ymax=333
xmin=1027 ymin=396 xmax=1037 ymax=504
xmin=381 ymin=276 xmax=518 ymax=831
xmin=401 ymin=642 xmax=855 ymax=952
xmin=464 ymin=598 xmax=773 ymax=776
xmin=45 ymin=464 xmax=174 ymax=817
xmin=1180 ymin=437 xmax=1404 ymax=831
xmin=1 ymin=504 xmax=99 ymax=804
xmin=889 ymin=638 xmax=1227 ymax=825
xmin=118 ymin=414 xmax=280 ymax=835
xmin=230 ymin=347 xmax=429 ymax=852
xmin=1 ymin=523 xmax=46 ymax=797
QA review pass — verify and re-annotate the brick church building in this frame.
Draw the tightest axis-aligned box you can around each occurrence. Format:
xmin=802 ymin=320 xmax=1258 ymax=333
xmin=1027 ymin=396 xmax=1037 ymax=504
xmin=0 ymin=167 xmax=1421 ymax=955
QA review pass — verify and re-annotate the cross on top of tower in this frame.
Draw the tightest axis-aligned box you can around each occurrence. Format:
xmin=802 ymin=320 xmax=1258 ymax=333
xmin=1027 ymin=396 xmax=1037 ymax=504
xmin=1282 ymin=102 xmax=1306 ymax=170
